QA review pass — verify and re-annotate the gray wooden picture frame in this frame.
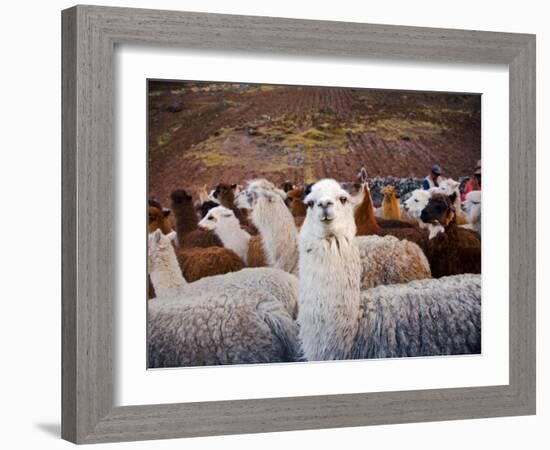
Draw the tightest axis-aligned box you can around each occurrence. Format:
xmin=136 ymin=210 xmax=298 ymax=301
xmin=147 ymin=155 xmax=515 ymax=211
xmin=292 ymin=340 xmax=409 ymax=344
xmin=61 ymin=5 xmax=536 ymax=444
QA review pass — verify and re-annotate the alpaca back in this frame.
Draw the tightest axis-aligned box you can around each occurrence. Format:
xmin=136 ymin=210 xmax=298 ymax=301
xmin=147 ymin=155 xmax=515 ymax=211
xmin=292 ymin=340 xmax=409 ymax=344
xmin=252 ymin=195 xmax=299 ymax=274
xmin=352 ymin=274 xmax=481 ymax=359
xmin=298 ymin=235 xmax=362 ymax=361
xmin=176 ymin=247 xmax=245 ymax=282
xmin=182 ymin=229 xmax=223 ymax=248
xmin=354 ymin=235 xmax=431 ymax=290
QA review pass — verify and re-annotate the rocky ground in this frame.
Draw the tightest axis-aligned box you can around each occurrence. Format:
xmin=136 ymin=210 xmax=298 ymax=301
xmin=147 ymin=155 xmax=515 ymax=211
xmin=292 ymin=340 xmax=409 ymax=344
xmin=148 ymin=81 xmax=481 ymax=207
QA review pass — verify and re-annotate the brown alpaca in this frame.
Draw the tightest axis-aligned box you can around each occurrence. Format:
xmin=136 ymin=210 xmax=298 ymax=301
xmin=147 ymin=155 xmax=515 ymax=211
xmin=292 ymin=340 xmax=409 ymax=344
xmin=148 ymin=207 xmax=172 ymax=234
xmin=246 ymin=235 xmax=268 ymax=267
xmin=381 ymin=185 xmax=401 ymax=220
xmin=176 ymin=247 xmax=245 ymax=282
xmin=353 ymin=183 xmax=428 ymax=248
xmin=419 ymin=193 xmax=481 ymax=278
xmin=170 ymin=189 xmax=223 ymax=248
xmin=214 ymin=182 xmax=258 ymax=234
xmin=287 ymin=188 xmax=308 ymax=218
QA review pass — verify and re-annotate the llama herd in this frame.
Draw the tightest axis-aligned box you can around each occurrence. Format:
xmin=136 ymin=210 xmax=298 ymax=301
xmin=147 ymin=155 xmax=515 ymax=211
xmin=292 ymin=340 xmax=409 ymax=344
xmin=147 ymin=167 xmax=482 ymax=367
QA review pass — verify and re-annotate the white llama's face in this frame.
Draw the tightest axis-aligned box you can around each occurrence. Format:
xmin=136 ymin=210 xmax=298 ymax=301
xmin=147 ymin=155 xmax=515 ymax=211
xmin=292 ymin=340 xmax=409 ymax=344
xmin=404 ymin=189 xmax=431 ymax=214
xmin=303 ymin=179 xmax=355 ymax=238
xmin=198 ymin=206 xmax=238 ymax=230
xmin=435 ymin=178 xmax=460 ymax=196
xmin=462 ymin=190 xmax=481 ymax=220
xmin=147 ymin=229 xmax=176 ymax=261
xmin=235 ymin=179 xmax=287 ymax=210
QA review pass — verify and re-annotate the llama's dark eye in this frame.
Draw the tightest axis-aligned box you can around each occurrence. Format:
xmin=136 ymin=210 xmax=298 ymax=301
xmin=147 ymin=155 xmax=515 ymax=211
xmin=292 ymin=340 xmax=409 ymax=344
xmin=415 ymin=199 xmax=419 ymax=203
xmin=208 ymin=216 xmax=214 ymax=220
xmin=307 ymin=200 xmax=314 ymax=208
xmin=340 ymin=196 xmax=348 ymax=204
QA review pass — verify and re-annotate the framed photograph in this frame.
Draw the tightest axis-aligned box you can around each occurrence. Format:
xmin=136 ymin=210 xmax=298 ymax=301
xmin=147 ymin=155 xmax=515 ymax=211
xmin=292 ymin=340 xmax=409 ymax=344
xmin=62 ymin=5 xmax=536 ymax=444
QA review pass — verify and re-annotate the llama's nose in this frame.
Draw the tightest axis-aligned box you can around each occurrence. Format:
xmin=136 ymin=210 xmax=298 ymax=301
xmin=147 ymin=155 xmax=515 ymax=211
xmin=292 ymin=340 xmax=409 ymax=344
xmin=318 ymin=199 xmax=333 ymax=210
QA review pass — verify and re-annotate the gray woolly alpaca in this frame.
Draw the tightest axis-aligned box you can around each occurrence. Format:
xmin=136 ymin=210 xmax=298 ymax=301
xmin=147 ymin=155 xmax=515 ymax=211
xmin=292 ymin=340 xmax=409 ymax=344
xmin=298 ymin=179 xmax=481 ymax=362
xmin=147 ymin=229 xmax=302 ymax=367
xmin=351 ymin=275 xmax=481 ymax=359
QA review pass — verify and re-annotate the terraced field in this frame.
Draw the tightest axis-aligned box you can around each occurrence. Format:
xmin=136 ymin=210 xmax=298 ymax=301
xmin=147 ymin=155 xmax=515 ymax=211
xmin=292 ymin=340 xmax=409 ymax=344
xmin=148 ymin=81 xmax=481 ymax=206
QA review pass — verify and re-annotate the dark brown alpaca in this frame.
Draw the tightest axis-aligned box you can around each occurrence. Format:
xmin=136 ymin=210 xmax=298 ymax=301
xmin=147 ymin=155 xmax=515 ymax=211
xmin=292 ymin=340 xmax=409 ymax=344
xmin=214 ymin=183 xmax=258 ymax=235
xmin=419 ymin=193 xmax=481 ymax=278
xmin=170 ymin=189 xmax=223 ymax=248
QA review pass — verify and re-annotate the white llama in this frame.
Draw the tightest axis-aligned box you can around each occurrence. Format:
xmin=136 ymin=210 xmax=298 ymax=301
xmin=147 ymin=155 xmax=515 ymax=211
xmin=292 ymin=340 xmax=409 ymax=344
xmin=461 ymin=190 xmax=481 ymax=235
xmin=198 ymin=206 xmax=251 ymax=264
xmin=297 ymin=179 xmax=481 ymax=361
xmin=433 ymin=178 xmax=464 ymax=215
xmin=235 ymin=179 xmax=299 ymax=275
xmin=147 ymin=229 xmax=302 ymax=367
xmin=403 ymin=189 xmax=431 ymax=227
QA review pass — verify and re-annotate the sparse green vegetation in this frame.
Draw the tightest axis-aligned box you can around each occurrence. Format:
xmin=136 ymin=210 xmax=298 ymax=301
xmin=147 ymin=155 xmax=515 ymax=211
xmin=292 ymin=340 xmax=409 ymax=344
xmin=365 ymin=118 xmax=448 ymax=141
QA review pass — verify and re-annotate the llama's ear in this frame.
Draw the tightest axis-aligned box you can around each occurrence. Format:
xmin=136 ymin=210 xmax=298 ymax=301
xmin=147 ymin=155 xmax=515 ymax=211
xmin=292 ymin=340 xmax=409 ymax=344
xmin=358 ymin=167 xmax=368 ymax=184
xmin=166 ymin=231 xmax=177 ymax=242
xmin=149 ymin=228 xmax=162 ymax=244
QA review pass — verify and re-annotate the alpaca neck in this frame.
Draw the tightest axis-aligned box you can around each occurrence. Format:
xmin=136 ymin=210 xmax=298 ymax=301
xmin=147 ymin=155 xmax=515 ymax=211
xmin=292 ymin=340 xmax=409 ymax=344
xmin=220 ymin=193 xmax=246 ymax=223
xmin=291 ymin=199 xmax=307 ymax=217
xmin=214 ymin=223 xmax=251 ymax=263
xmin=383 ymin=197 xmax=401 ymax=220
xmin=297 ymin=230 xmax=361 ymax=361
xmin=173 ymin=202 xmax=198 ymax=242
xmin=355 ymin=184 xmax=381 ymax=235
xmin=149 ymin=244 xmax=186 ymax=298
xmin=252 ymin=196 xmax=299 ymax=274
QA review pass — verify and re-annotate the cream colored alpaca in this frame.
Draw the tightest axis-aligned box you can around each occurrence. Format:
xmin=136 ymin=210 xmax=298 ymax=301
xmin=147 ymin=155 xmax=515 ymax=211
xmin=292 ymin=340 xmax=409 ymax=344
xmin=198 ymin=206 xmax=251 ymax=264
xmin=147 ymin=230 xmax=184 ymax=298
xmin=461 ymin=190 xmax=481 ymax=235
xmin=235 ymin=179 xmax=299 ymax=275
xmin=297 ymin=179 xmax=481 ymax=361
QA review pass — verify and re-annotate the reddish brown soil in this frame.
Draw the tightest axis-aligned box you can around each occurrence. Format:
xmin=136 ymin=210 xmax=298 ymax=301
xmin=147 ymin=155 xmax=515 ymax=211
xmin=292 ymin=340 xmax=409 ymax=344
xmin=148 ymin=81 xmax=480 ymax=207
